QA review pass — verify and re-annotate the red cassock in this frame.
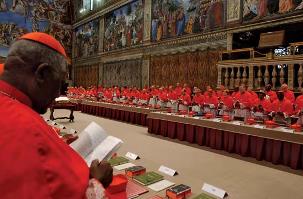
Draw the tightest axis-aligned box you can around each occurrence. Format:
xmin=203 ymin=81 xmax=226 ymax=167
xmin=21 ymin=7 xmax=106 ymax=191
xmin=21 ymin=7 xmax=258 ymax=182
xmin=193 ymin=94 xmax=205 ymax=105
xmin=139 ymin=92 xmax=150 ymax=101
xmin=179 ymin=94 xmax=192 ymax=105
xmin=0 ymin=81 xmax=89 ymax=199
xmin=220 ymin=95 xmax=234 ymax=109
xmin=295 ymin=95 xmax=303 ymax=112
xmin=168 ymin=91 xmax=178 ymax=101
xmin=271 ymin=98 xmax=294 ymax=116
xmin=256 ymin=98 xmax=272 ymax=112
xmin=284 ymin=90 xmax=295 ymax=103
xmin=185 ymin=87 xmax=191 ymax=95
xmin=234 ymin=92 xmax=252 ymax=108
xmin=158 ymin=91 xmax=168 ymax=101
xmin=216 ymin=91 xmax=223 ymax=100
xmin=204 ymin=95 xmax=219 ymax=107
xmin=174 ymin=87 xmax=182 ymax=96
xmin=266 ymin=91 xmax=277 ymax=102
xmin=204 ymin=91 xmax=217 ymax=98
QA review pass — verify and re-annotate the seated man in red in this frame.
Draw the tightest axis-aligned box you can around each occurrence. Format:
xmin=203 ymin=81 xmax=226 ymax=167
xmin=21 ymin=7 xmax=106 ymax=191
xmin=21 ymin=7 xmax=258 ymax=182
xmin=264 ymin=84 xmax=277 ymax=102
xmin=219 ymin=89 xmax=233 ymax=110
xmin=271 ymin=91 xmax=294 ymax=116
xmin=192 ymin=87 xmax=204 ymax=113
xmin=234 ymin=84 xmax=252 ymax=108
xmin=295 ymin=88 xmax=303 ymax=114
xmin=253 ymin=90 xmax=272 ymax=113
xmin=178 ymin=89 xmax=192 ymax=111
xmin=204 ymin=89 xmax=219 ymax=107
xmin=281 ymin=83 xmax=295 ymax=103
xmin=0 ymin=33 xmax=112 ymax=199
xmin=216 ymin=85 xmax=225 ymax=100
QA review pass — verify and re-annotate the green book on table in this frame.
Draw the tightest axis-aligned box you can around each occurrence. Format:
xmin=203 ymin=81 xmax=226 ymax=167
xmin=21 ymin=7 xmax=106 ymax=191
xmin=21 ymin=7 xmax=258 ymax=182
xmin=133 ymin=171 xmax=164 ymax=186
xmin=193 ymin=193 xmax=216 ymax=199
xmin=108 ymin=156 xmax=129 ymax=166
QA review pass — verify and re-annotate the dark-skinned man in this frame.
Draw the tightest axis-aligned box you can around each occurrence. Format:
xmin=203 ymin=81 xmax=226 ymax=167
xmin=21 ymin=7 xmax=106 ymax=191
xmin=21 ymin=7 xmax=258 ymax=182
xmin=0 ymin=32 xmax=112 ymax=199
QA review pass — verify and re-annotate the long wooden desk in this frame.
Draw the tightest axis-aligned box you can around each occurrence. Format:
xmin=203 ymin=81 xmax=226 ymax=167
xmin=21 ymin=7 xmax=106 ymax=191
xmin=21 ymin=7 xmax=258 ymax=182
xmin=78 ymin=100 xmax=164 ymax=126
xmin=147 ymin=112 xmax=303 ymax=170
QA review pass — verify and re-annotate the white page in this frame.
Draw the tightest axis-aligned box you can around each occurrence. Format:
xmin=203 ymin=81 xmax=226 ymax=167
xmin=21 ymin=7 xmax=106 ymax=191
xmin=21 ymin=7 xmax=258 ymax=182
xmin=114 ymin=163 xmax=136 ymax=171
xmin=85 ymin=136 xmax=123 ymax=165
xmin=148 ymin=180 xmax=175 ymax=192
xmin=55 ymin=96 xmax=69 ymax=101
xmin=71 ymin=122 xmax=108 ymax=159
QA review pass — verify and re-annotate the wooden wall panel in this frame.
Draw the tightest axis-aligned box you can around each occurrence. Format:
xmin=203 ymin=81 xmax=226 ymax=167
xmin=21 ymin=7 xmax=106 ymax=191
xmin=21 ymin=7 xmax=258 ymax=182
xmin=150 ymin=50 xmax=220 ymax=90
xmin=103 ymin=59 xmax=142 ymax=88
xmin=74 ymin=64 xmax=99 ymax=88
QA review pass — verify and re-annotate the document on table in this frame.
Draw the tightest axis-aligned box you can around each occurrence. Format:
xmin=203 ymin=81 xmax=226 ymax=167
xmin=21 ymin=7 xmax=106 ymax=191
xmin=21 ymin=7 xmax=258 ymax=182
xmin=148 ymin=180 xmax=175 ymax=192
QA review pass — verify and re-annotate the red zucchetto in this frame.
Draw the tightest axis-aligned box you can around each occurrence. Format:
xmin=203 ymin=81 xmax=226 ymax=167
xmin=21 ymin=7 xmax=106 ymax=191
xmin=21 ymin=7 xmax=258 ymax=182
xmin=19 ymin=32 xmax=67 ymax=58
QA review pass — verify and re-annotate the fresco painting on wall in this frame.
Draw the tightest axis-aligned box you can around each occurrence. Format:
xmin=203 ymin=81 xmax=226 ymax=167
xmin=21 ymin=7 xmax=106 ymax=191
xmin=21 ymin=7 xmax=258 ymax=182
xmin=0 ymin=0 xmax=72 ymax=58
xmin=75 ymin=18 xmax=99 ymax=58
xmin=243 ymin=0 xmax=303 ymax=22
xmin=151 ymin=0 xmax=225 ymax=41
xmin=227 ymin=0 xmax=241 ymax=23
xmin=104 ymin=0 xmax=144 ymax=52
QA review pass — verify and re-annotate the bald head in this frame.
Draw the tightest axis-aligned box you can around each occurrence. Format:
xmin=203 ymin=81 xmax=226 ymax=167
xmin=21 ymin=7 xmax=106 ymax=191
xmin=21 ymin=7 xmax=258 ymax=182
xmin=1 ymin=39 xmax=67 ymax=114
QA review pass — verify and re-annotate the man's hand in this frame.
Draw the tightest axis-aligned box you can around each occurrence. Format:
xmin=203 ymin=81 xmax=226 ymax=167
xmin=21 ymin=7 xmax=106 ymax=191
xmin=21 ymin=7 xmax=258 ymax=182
xmin=90 ymin=160 xmax=113 ymax=188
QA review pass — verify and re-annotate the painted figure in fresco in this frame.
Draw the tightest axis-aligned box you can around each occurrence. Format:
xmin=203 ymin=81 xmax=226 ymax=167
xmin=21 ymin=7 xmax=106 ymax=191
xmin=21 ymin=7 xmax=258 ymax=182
xmin=267 ymin=0 xmax=279 ymax=14
xmin=296 ymin=1 xmax=303 ymax=10
xmin=152 ymin=18 xmax=158 ymax=41
xmin=157 ymin=20 xmax=163 ymax=41
xmin=207 ymin=0 xmax=224 ymax=29
xmin=176 ymin=8 xmax=185 ymax=36
xmin=0 ymin=0 xmax=7 ymax=11
xmin=243 ymin=0 xmax=258 ymax=21
xmin=168 ymin=11 xmax=177 ymax=37
xmin=279 ymin=0 xmax=295 ymax=13
xmin=185 ymin=16 xmax=194 ymax=34
xmin=258 ymin=0 xmax=268 ymax=17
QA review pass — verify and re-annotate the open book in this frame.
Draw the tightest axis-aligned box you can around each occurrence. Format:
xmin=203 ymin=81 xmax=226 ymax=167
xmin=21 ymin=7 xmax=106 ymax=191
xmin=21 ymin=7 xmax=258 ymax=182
xmin=70 ymin=122 xmax=123 ymax=165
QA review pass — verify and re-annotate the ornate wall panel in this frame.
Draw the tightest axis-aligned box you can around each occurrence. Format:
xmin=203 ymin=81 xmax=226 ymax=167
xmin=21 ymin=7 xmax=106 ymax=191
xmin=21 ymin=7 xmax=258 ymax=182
xmin=150 ymin=50 xmax=220 ymax=90
xmin=104 ymin=0 xmax=144 ymax=52
xmin=243 ymin=0 xmax=303 ymax=22
xmin=103 ymin=59 xmax=142 ymax=88
xmin=0 ymin=0 xmax=72 ymax=58
xmin=151 ymin=0 xmax=225 ymax=41
xmin=75 ymin=18 xmax=100 ymax=58
xmin=74 ymin=64 xmax=99 ymax=87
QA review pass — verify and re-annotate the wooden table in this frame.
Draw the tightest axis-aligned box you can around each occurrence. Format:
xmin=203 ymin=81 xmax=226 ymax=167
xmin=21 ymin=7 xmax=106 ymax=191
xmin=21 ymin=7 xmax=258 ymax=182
xmin=147 ymin=112 xmax=303 ymax=170
xmin=50 ymin=102 xmax=75 ymax=122
xmin=79 ymin=100 xmax=165 ymax=126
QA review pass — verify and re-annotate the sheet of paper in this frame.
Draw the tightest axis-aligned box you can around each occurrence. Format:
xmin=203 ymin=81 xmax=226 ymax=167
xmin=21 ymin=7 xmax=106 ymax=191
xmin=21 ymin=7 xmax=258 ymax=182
xmin=114 ymin=163 xmax=136 ymax=171
xmin=71 ymin=122 xmax=108 ymax=158
xmin=148 ymin=180 xmax=175 ymax=192
xmin=275 ymin=127 xmax=294 ymax=133
xmin=231 ymin=121 xmax=242 ymax=126
xmin=55 ymin=96 xmax=69 ymax=101
xmin=210 ymin=118 xmax=221 ymax=122
xmin=253 ymin=124 xmax=265 ymax=129
xmin=86 ymin=136 xmax=122 ymax=165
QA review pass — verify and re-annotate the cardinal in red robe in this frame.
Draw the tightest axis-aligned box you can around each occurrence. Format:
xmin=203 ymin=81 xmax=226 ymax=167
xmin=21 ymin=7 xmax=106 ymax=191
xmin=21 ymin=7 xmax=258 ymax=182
xmin=271 ymin=91 xmax=294 ymax=116
xmin=0 ymin=32 xmax=112 ymax=199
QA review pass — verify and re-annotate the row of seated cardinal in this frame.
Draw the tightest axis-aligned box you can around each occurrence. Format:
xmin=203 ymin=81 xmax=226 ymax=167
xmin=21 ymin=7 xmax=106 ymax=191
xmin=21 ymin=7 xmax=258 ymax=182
xmin=67 ymin=83 xmax=303 ymax=118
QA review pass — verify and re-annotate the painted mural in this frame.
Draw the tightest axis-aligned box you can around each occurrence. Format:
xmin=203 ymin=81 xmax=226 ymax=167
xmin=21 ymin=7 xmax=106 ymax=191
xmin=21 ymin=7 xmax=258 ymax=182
xmin=0 ymin=0 xmax=72 ymax=58
xmin=243 ymin=0 xmax=303 ymax=22
xmin=75 ymin=18 xmax=99 ymax=58
xmin=104 ymin=0 xmax=144 ymax=52
xmin=151 ymin=0 xmax=225 ymax=41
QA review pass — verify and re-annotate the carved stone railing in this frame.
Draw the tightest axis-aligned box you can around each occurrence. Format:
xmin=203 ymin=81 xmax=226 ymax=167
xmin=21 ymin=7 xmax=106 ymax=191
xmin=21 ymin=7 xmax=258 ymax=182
xmin=217 ymin=56 xmax=303 ymax=91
